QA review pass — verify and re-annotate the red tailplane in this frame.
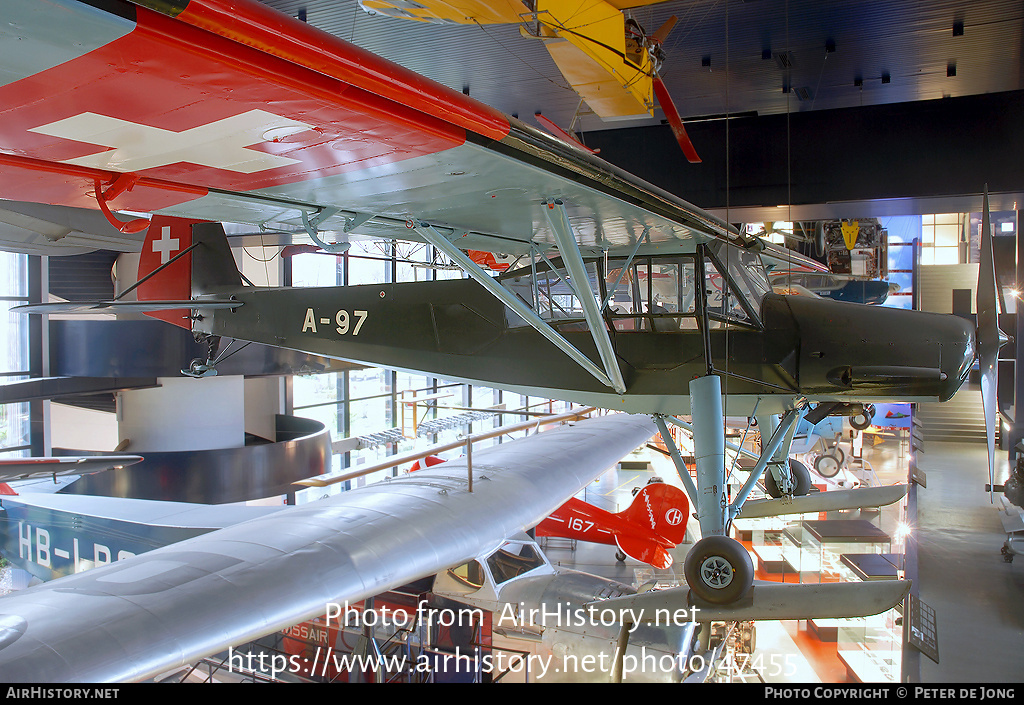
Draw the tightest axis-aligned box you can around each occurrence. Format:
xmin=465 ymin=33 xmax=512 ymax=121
xmin=536 ymin=481 xmax=689 ymax=569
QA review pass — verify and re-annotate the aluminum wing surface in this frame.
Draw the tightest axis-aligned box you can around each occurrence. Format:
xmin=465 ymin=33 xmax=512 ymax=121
xmin=0 ymin=414 xmax=656 ymax=683
xmin=0 ymin=0 xmax=741 ymax=258
xmin=0 ymin=456 xmax=142 ymax=482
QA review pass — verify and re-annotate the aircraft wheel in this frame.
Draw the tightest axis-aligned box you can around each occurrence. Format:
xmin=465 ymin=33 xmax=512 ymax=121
xmin=814 ymin=453 xmax=842 ymax=478
xmin=765 ymin=459 xmax=812 ymax=497
xmin=615 ymin=550 xmax=627 ymax=563
xmin=684 ymin=536 xmax=754 ymax=604
xmin=850 ymin=405 xmax=875 ymax=431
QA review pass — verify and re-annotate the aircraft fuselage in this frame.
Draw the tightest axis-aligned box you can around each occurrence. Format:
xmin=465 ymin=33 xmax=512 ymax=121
xmin=195 ymin=274 xmax=973 ymax=416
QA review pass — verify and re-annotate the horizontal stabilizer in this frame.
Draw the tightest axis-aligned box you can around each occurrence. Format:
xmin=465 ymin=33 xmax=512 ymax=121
xmin=736 ymin=484 xmax=908 ymax=519
xmin=14 ymin=300 xmax=242 ymax=314
xmin=0 ymin=455 xmax=142 ymax=481
xmin=615 ymin=535 xmax=673 ymax=570
xmin=589 ymin=579 xmax=910 ymax=623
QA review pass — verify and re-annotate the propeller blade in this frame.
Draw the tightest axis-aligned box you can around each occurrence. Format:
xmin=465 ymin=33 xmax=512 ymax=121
xmin=650 ymin=15 xmax=678 ymax=46
xmin=976 ymin=185 xmax=1009 ymax=502
xmin=653 ymin=74 xmax=701 ymax=163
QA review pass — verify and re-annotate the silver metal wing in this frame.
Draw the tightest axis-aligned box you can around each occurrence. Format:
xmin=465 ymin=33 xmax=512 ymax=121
xmin=0 ymin=413 xmax=655 ymax=683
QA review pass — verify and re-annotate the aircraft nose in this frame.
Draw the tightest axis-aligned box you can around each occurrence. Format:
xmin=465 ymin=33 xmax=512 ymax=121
xmin=779 ymin=294 xmax=977 ymax=402
xmin=947 ymin=314 xmax=976 ymax=401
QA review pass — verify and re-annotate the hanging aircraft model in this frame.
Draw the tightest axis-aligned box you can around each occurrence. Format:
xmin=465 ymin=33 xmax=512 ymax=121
xmin=357 ymin=0 xmax=701 ymax=161
xmin=0 ymin=455 xmax=142 ymax=483
xmin=535 ymin=479 xmax=690 ymax=569
xmin=0 ymin=0 xmax=1002 ymax=679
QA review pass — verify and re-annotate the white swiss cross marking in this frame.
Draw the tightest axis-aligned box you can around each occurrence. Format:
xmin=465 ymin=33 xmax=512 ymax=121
xmin=29 ymin=110 xmax=310 ymax=174
xmin=152 ymin=226 xmax=179 ymax=265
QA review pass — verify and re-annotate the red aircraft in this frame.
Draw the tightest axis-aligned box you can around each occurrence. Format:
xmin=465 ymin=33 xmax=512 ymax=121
xmin=410 ymin=456 xmax=689 ymax=569
xmin=536 ymin=480 xmax=690 ymax=569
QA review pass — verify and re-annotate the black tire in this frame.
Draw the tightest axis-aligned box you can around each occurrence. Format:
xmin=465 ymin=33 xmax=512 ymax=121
xmin=850 ymin=413 xmax=872 ymax=430
xmin=850 ymin=404 xmax=875 ymax=431
xmin=765 ymin=459 xmax=813 ymax=497
xmin=683 ymin=536 xmax=754 ymax=604
xmin=615 ymin=550 xmax=627 ymax=563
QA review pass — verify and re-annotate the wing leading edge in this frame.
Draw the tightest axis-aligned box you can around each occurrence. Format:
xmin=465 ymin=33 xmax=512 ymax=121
xmin=0 ymin=413 xmax=656 ymax=683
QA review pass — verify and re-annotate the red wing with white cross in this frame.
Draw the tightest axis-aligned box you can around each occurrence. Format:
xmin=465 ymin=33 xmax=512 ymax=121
xmin=0 ymin=0 xmax=736 ymax=258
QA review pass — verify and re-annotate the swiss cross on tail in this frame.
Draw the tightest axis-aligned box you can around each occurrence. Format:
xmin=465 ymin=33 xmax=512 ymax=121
xmin=137 ymin=216 xmax=201 ymax=329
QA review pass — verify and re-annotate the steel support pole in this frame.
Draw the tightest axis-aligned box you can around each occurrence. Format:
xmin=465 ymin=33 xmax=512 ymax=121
xmin=689 ymin=374 xmax=727 ymax=537
xmin=408 ymin=219 xmax=617 ymax=391
xmin=542 ymin=200 xmax=627 ymax=394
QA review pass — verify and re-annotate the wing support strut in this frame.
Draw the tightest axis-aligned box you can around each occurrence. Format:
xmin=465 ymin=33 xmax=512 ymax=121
xmin=654 ymin=402 xmax=800 ymax=531
xmin=651 ymin=414 xmax=700 ymax=505
xmin=407 ymin=219 xmax=621 ymax=392
xmin=728 ymin=408 xmax=801 ymax=523
xmin=541 ymin=200 xmax=627 ymax=394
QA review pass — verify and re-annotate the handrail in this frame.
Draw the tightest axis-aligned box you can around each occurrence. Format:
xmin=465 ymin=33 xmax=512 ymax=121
xmin=294 ymin=406 xmax=598 ymax=488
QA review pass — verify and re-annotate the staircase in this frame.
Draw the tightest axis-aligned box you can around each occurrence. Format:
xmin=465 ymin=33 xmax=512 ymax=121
xmin=914 ymin=385 xmax=988 ymax=443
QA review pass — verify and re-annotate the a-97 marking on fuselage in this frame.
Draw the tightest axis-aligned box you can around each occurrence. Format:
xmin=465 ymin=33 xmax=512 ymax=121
xmin=301 ymin=308 xmax=368 ymax=336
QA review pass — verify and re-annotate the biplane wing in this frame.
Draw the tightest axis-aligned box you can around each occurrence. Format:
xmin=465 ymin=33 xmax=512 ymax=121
xmin=0 ymin=455 xmax=142 ymax=482
xmin=0 ymin=0 xmax=740 ymax=259
xmin=0 ymin=413 xmax=657 ymax=683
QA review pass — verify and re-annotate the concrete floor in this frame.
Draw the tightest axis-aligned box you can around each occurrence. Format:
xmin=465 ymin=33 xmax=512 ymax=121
xmin=914 ymin=440 xmax=1024 ymax=683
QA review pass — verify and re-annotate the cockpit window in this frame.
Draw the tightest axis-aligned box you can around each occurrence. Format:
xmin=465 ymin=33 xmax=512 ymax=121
xmin=500 ymin=260 xmax=600 ymax=329
xmin=446 ymin=560 xmax=485 ymax=590
xmin=486 ymin=542 xmax=546 ymax=584
xmin=704 ymin=242 xmax=769 ymax=328
xmin=605 ymin=257 xmax=698 ymax=332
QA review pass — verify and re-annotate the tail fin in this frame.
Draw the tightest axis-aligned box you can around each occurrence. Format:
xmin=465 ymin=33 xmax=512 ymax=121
xmin=137 ymin=216 xmax=241 ymax=329
xmin=618 ymin=481 xmax=690 ymax=546
xmin=0 ymin=483 xmax=16 ymax=495
xmin=614 ymin=482 xmax=690 ymax=569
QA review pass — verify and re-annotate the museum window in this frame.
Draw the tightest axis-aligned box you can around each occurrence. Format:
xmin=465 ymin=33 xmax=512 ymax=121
xmin=919 ymin=213 xmax=964 ymax=266
xmin=0 ymin=250 xmax=31 ymax=458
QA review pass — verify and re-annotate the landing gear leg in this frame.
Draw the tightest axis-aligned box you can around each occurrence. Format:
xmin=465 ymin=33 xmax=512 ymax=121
xmin=682 ymin=375 xmax=754 ymax=604
xmin=184 ymin=334 xmax=222 ymax=378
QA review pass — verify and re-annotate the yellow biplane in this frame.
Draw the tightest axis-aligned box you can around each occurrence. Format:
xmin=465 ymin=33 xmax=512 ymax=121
xmin=359 ymin=0 xmax=701 ymax=161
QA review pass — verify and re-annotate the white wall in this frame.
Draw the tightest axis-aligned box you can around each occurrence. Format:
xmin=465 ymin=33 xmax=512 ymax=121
xmin=117 ymin=376 xmax=245 ymax=451
xmin=50 ymin=403 xmax=118 ymax=452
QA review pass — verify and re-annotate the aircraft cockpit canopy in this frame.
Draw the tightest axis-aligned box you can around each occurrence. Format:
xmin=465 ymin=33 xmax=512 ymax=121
xmin=498 ymin=243 xmax=773 ymax=332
